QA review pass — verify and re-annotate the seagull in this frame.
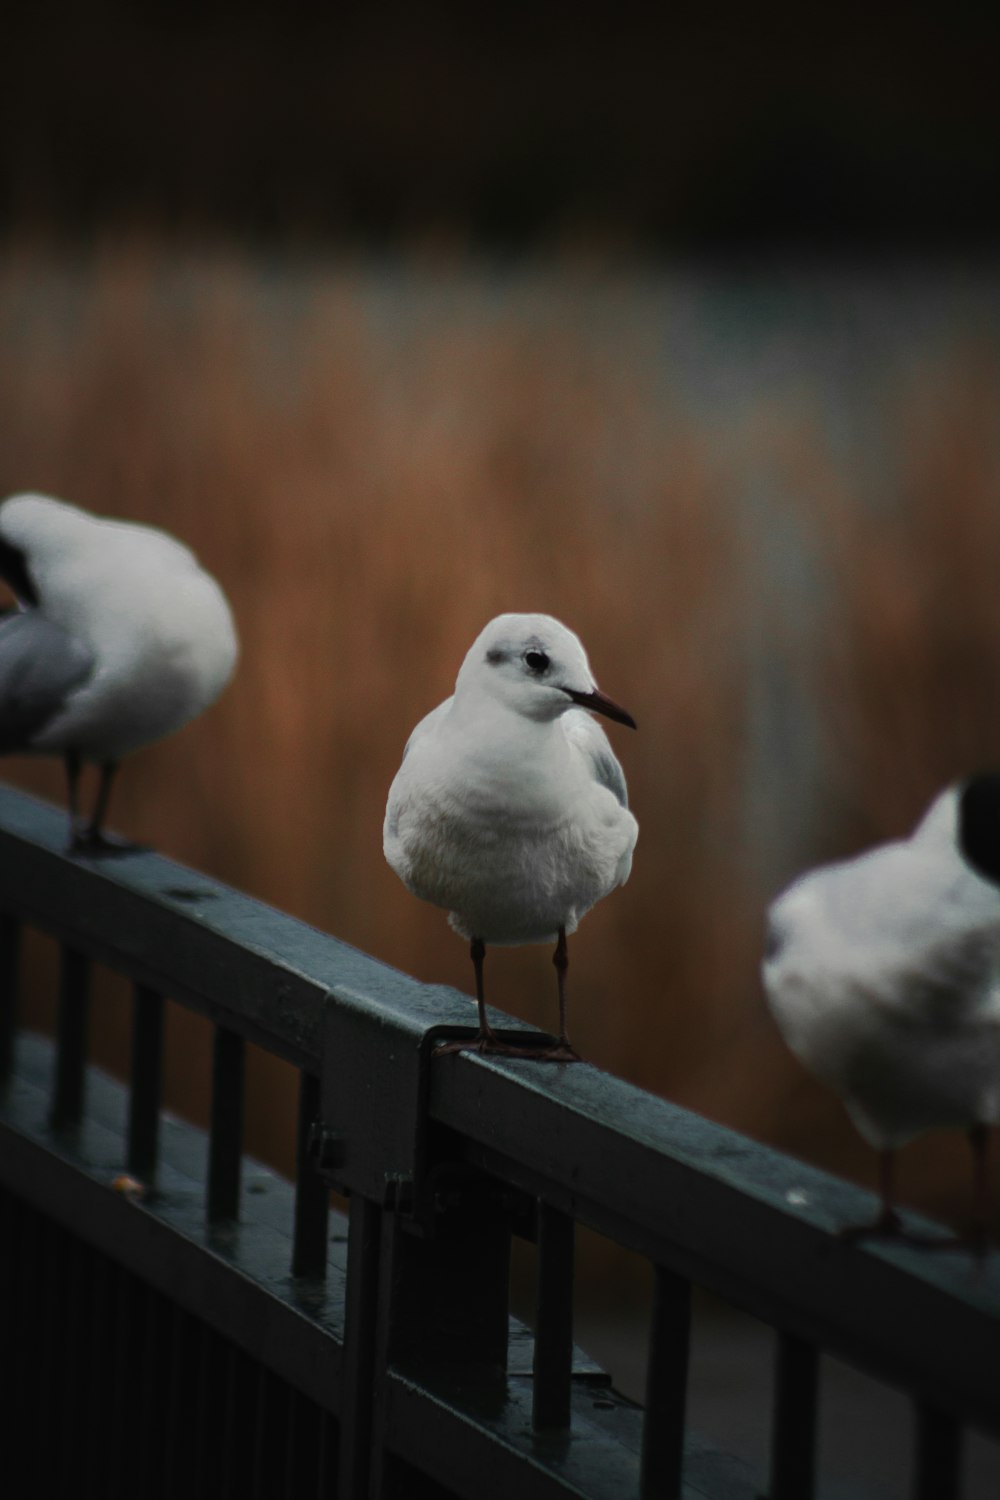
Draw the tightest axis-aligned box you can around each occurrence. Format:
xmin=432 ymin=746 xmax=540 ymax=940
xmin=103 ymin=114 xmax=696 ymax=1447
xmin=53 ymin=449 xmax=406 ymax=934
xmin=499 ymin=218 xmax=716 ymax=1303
xmin=0 ymin=492 xmax=239 ymax=853
xmin=384 ymin=613 xmax=638 ymax=1060
xmin=762 ymin=776 xmax=1000 ymax=1247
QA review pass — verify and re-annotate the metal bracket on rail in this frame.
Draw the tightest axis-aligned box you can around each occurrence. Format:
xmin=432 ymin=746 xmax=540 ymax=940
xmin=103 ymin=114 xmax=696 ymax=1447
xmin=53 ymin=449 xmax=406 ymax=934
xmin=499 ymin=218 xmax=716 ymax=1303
xmin=311 ymin=977 xmax=541 ymax=1230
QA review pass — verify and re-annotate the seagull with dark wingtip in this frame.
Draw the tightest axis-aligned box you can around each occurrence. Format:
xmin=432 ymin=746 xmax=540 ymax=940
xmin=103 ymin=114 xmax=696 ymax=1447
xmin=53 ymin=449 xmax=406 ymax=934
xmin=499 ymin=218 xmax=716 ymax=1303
xmin=0 ymin=492 xmax=238 ymax=853
xmin=384 ymin=612 xmax=638 ymax=1060
xmin=762 ymin=775 xmax=1000 ymax=1248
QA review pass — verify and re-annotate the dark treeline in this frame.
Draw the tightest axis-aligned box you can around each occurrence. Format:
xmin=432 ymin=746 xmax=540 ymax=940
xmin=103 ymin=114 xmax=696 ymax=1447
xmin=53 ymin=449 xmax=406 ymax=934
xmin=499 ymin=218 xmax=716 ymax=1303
xmin=3 ymin=4 xmax=1000 ymax=250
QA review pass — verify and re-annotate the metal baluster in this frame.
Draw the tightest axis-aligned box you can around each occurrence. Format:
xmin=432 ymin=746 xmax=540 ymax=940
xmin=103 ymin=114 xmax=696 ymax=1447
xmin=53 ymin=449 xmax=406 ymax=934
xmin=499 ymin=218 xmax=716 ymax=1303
xmin=338 ymin=1196 xmax=383 ymax=1500
xmin=137 ymin=1286 xmax=165 ymax=1494
xmin=59 ymin=1230 xmax=89 ymax=1494
xmin=292 ymin=1070 xmax=329 ymax=1278
xmin=284 ymin=1388 xmax=315 ymax=1500
xmin=769 ymin=1331 xmax=819 ymax=1500
xmin=128 ymin=982 xmax=165 ymax=1181
xmin=191 ymin=1318 xmax=216 ymax=1500
xmin=532 ymin=1202 xmax=575 ymax=1430
xmin=22 ymin=1216 xmax=39 ymax=1488
xmin=207 ymin=1026 xmax=245 ymax=1222
xmin=109 ymin=1269 xmax=143 ymax=1500
xmin=0 ymin=913 xmax=21 ymax=1085
xmin=640 ymin=1265 xmax=691 ymax=1500
xmin=222 ymin=1342 xmax=257 ymax=1500
xmin=52 ymin=944 xmax=90 ymax=1127
xmin=161 ymin=1303 xmax=187 ymax=1500
xmin=0 ymin=1195 xmax=17 ymax=1432
xmin=318 ymin=1412 xmax=338 ymax=1500
xmin=914 ymin=1403 xmax=962 ymax=1500
xmin=88 ymin=1249 xmax=115 ymax=1498
xmin=251 ymin=1366 xmax=284 ymax=1500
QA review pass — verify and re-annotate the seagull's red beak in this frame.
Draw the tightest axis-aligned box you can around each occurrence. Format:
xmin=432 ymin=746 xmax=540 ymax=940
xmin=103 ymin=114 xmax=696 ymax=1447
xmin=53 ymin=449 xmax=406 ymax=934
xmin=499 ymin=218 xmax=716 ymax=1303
xmin=564 ymin=687 xmax=637 ymax=729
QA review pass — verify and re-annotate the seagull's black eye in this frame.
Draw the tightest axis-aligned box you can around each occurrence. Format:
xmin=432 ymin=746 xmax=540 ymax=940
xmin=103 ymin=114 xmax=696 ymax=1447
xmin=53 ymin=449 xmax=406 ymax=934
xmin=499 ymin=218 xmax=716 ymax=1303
xmin=524 ymin=649 xmax=550 ymax=674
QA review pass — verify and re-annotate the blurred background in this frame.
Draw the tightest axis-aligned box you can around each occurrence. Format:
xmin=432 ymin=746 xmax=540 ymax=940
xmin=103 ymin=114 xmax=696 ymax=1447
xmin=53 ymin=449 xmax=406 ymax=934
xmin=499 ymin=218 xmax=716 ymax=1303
xmin=4 ymin=6 xmax=1000 ymax=1485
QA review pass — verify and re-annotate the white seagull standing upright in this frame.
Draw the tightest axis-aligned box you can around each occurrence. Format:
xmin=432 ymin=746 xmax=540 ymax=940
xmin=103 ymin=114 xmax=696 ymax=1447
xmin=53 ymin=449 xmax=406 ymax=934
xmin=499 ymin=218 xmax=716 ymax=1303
xmin=762 ymin=776 xmax=1000 ymax=1246
xmin=0 ymin=492 xmax=239 ymax=853
xmin=384 ymin=612 xmax=638 ymax=1060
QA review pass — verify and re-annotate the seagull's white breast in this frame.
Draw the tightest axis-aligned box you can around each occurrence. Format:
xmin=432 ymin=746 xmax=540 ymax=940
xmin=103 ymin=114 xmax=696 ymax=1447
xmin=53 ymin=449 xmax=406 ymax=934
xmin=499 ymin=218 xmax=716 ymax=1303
xmin=384 ymin=706 xmax=637 ymax=945
xmin=763 ymin=838 xmax=1000 ymax=1147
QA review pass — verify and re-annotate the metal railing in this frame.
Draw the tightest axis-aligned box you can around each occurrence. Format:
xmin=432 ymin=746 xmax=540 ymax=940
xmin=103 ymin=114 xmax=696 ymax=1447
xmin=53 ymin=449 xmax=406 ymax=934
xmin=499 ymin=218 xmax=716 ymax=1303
xmin=0 ymin=783 xmax=999 ymax=1499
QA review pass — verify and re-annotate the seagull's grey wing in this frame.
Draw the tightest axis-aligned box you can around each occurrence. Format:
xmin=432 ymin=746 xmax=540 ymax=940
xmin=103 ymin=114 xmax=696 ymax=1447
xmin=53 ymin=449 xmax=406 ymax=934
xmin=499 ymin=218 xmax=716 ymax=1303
xmin=563 ymin=708 xmax=629 ymax=808
xmin=385 ymin=696 xmax=454 ymax=849
xmin=796 ymin=845 xmax=1000 ymax=1025
xmin=881 ymin=919 xmax=1000 ymax=1025
xmin=0 ymin=611 xmax=94 ymax=753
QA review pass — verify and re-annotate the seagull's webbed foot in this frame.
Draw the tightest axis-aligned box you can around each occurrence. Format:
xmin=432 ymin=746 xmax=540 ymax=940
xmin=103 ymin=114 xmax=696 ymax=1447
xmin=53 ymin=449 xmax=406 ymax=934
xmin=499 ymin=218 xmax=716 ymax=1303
xmin=69 ymin=827 xmax=147 ymax=859
xmin=504 ymin=1040 xmax=581 ymax=1063
xmin=434 ymin=1032 xmax=539 ymax=1058
xmin=838 ymin=1210 xmax=909 ymax=1245
xmin=443 ymin=934 xmax=583 ymax=1061
xmin=837 ymin=1151 xmax=955 ymax=1248
xmin=433 ymin=1032 xmax=581 ymax=1062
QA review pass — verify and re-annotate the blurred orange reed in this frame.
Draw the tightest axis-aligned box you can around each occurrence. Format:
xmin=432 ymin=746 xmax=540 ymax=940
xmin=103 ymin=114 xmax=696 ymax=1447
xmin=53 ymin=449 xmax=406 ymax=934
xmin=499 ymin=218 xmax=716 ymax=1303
xmin=2 ymin=239 xmax=999 ymax=1242
xmin=807 ymin=350 xmax=1000 ymax=852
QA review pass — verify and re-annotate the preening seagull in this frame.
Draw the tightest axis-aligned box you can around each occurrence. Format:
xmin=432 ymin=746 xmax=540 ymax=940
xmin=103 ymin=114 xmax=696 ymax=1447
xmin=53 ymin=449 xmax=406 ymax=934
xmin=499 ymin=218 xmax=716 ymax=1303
xmin=0 ymin=492 xmax=239 ymax=853
xmin=762 ymin=776 xmax=1000 ymax=1246
xmin=384 ymin=613 xmax=638 ymax=1060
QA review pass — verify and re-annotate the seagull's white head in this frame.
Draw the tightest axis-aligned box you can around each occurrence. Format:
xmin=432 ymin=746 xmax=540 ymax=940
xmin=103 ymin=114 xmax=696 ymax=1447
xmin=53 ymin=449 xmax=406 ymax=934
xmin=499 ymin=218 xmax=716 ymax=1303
xmin=0 ymin=494 xmax=93 ymax=603
xmin=0 ymin=492 xmax=200 ymax=599
xmin=0 ymin=492 xmax=94 ymax=551
xmin=455 ymin=613 xmax=636 ymax=728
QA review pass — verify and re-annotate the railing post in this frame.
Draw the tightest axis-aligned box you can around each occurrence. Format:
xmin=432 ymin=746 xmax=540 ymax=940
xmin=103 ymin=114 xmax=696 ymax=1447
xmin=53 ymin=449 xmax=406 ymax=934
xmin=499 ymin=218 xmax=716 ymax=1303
xmin=0 ymin=913 xmax=20 ymax=1086
xmin=769 ymin=1331 xmax=819 ymax=1500
xmin=52 ymin=945 xmax=90 ymax=1128
xmin=913 ymin=1403 xmax=962 ymax=1500
xmin=368 ymin=1180 xmax=512 ymax=1499
xmin=641 ymin=1264 xmax=691 ymax=1500
xmin=292 ymin=1070 xmax=329 ymax=1278
xmin=338 ymin=1195 xmax=383 ymax=1500
xmin=207 ymin=1026 xmax=245 ymax=1222
xmin=532 ymin=1202 xmax=575 ymax=1431
xmin=377 ymin=1184 xmax=512 ymax=1377
xmin=127 ymin=983 xmax=165 ymax=1181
